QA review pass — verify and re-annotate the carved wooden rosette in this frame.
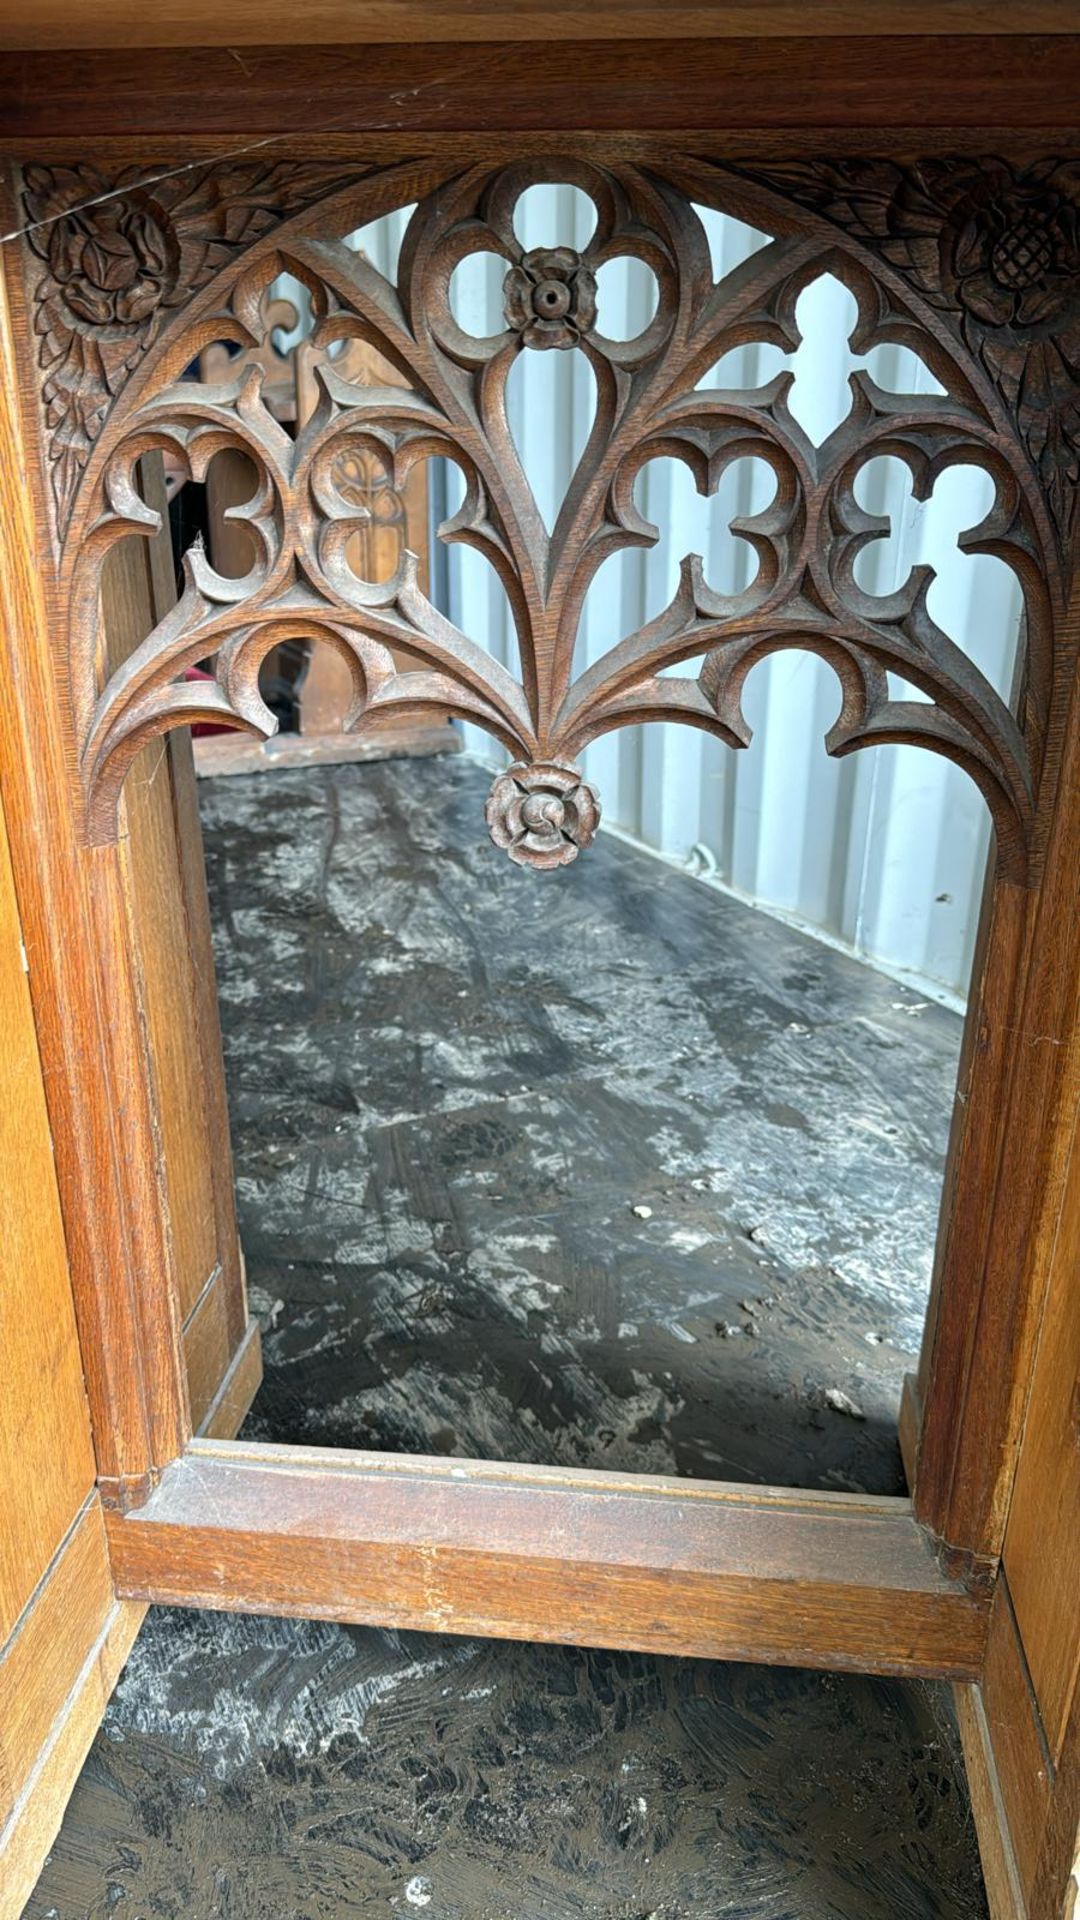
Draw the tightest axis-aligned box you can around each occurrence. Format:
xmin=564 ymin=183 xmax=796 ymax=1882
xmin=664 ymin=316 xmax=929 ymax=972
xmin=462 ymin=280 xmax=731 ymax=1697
xmin=25 ymin=154 xmax=1069 ymax=877
xmin=486 ymin=762 xmax=600 ymax=869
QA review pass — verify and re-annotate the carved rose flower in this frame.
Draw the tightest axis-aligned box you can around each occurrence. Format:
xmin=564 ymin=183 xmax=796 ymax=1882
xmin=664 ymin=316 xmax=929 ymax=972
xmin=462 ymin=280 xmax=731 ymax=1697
xmin=485 ymin=762 xmax=601 ymax=868
xmin=869 ymin=158 xmax=1080 ymax=340
xmin=942 ymin=176 xmax=1080 ymax=332
xmin=503 ymin=247 xmax=598 ymax=350
xmin=46 ymin=195 xmax=177 ymax=331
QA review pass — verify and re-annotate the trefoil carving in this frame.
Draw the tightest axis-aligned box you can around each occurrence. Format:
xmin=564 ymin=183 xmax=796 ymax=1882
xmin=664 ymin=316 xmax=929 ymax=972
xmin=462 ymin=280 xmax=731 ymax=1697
xmin=30 ymin=156 xmax=1064 ymax=878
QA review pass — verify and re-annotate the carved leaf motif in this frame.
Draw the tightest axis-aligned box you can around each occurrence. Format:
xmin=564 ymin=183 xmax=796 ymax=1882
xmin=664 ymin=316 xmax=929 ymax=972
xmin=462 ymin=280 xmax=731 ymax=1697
xmin=732 ymin=157 xmax=1080 ymax=559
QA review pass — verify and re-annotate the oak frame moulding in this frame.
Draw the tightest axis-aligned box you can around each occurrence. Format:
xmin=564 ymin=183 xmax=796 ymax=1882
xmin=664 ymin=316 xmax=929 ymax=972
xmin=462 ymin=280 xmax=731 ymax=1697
xmin=105 ymin=1442 xmax=989 ymax=1681
xmin=3 ymin=29 xmax=1080 ymax=1919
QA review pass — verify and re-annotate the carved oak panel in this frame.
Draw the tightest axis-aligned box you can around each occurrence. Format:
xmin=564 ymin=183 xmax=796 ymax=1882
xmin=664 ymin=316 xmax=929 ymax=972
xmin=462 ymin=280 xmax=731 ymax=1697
xmin=20 ymin=154 xmax=1075 ymax=876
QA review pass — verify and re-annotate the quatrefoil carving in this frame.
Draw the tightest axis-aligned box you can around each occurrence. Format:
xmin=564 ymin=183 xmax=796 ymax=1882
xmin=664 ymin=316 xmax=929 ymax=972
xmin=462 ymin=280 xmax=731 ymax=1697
xmin=57 ymin=158 xmax=1054 ymax=875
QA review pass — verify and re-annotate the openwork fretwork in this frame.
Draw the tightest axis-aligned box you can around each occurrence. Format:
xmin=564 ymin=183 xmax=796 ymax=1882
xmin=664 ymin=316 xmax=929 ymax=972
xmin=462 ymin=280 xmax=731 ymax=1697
xmin=37 ymin=156 xmax=1063 ymax=874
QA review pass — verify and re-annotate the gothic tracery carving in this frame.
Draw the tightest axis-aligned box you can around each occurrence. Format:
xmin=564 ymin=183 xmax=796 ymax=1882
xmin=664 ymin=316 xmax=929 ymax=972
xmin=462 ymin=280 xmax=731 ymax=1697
xmin=24 ymin=160 xmax=380 ymax=529
xmin=737 ymin=157 xmax=1080 ymax=559
xmin=26 ymin=154 xmax=1068 ymax=875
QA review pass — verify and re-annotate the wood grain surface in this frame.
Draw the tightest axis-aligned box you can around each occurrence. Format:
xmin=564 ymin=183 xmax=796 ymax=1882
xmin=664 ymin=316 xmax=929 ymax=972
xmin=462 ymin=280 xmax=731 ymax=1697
xmin=955 ymin=1680 xmax=1028 ymax=1920
xmin=0 ymin=240 xmax=165 ymax=1495
xmin=0 ymin=1502 xmax=144 ymax=1920
xmin=4 ymin=39 xmax=1080 ymax=142
xmin=107 ymin=1440 xmax=989 ymax=1681
xmin=0 ymin=796 xmax=96 ymax=1636
xmin=1001 ymin=1086 xmax=1080 ymax=1763
xmin=4 ymin=1 xmax=1080 ymax=51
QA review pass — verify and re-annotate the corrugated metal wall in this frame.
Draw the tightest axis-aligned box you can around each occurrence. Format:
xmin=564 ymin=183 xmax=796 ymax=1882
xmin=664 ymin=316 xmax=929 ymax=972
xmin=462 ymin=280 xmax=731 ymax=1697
xmin=334 ymin=189 xmax=1022 ymax=1005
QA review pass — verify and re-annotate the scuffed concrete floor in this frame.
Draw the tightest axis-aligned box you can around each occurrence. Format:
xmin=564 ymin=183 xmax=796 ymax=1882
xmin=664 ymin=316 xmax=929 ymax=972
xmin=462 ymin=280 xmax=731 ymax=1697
xmin=224 ymin=755 xmax=960 ymax=1494
xmin=28 ymin=1613 xmax=985 ymax=1920
xmin=26 ymin=755 xmax=988 ymax=1920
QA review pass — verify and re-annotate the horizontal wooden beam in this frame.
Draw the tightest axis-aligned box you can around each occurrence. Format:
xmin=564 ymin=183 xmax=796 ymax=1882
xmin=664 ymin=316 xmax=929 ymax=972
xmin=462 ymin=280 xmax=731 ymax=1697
xmin=192 ymin=719 xmax=460 ymax=781
xmin=6 ymin=3 xmax=1080 ymax=53
xmin=5 ymin=38 xmax=1080 ymax=143
xmin=107 ymin=1440 xmax=990 ymax=1681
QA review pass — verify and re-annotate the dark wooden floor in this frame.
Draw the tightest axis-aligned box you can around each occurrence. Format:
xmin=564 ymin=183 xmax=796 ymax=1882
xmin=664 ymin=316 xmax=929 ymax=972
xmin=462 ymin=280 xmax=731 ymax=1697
xmin=26 ymin=755 xmax=988 ymax=1920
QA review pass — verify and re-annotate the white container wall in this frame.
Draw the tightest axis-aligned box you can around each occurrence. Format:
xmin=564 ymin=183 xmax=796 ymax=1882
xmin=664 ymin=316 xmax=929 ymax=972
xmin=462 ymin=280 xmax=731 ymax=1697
xmin=326 ymin=188 xmax=1024 ymax=1006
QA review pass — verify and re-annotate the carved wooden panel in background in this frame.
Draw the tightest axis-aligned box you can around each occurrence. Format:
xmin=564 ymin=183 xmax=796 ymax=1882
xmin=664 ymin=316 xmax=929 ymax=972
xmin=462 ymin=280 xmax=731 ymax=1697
xmin=195 ymin=283 xmax=432 ymax=751
xmin=20 ymin=154 xmax=1073 ymax=873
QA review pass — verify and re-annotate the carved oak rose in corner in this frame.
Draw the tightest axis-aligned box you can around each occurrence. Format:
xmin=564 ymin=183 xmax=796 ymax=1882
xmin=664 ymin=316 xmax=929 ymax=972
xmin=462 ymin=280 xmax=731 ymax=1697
xmin=47 ymin=195 xmax=178 ymax=330
xmin=899 ymin=161 xmax=1080 ymax=336
xmin=485 ymin=762 xmax=601 ymax=868
xmin=503 ymin=247 xmax=598 ymax=351
xmin=23 ymin=168 xmax=185 ymax=530
xmin=22 ymin=158 xmax=371 ymax=532
xmin=886 ymin=160 xmax=1080 ymax=548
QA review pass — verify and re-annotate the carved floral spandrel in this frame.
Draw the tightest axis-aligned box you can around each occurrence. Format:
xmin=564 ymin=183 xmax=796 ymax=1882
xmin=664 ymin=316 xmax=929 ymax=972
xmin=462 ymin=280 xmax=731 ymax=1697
xmin=26 ymin=155 xmax=1066 ymax=873
xmin=24 ymin=160 xmax=382 ymax=530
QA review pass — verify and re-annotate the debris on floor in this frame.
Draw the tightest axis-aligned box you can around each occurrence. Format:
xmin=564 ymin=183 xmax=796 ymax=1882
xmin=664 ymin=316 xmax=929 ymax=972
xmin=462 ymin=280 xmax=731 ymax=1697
xmin=27 ymin=1606 xmax=988 ymax=1920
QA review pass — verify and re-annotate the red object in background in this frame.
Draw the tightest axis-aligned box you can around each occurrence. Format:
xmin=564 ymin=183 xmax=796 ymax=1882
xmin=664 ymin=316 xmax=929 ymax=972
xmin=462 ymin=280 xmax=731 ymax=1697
xmin=184 ymin=665 xmax=234 ymax=737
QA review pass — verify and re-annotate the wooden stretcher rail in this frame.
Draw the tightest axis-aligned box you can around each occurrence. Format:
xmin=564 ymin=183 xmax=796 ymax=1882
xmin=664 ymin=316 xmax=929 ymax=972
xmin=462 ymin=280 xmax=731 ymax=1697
xmin=106 ymin=1440 xmax=990 ymax=1680
xmin=5 ymin=4 xmax=1080 ymax=53
xmin=4 ymin=37 xmax=1080 ymax=142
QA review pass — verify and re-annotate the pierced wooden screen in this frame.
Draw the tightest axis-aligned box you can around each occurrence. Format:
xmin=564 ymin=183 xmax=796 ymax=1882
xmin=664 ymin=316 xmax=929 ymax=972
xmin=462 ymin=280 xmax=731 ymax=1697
xmin=25 ymin=155 xmax=1073 ymax=877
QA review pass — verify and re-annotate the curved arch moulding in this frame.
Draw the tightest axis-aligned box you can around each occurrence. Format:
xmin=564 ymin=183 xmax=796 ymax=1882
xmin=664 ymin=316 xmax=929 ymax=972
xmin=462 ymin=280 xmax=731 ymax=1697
xmin=26 ymin=151 xmax=1075 ymax=881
